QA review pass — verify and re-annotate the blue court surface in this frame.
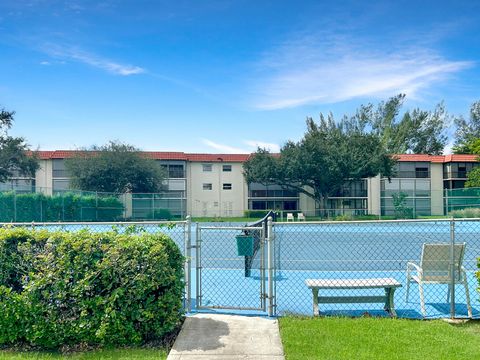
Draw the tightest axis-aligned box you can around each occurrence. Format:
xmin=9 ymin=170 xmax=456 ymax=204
xmin=192 ymin=220 xmax=480 ymax=319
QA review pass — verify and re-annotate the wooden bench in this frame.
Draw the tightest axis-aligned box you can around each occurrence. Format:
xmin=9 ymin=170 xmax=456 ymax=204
xmin=305 ymin=278 xmax=402 ymax=317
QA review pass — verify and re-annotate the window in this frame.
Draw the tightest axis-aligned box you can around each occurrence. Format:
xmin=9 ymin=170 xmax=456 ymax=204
xmin=222 ymin=165 xmax=232 ymax=172
xmin=203 ymin=183 xmax=212 ymax=190
xmin=52 ymin=159 xmax=69 ymax=178
xmin=168 ymin=164 xmax=185 ymax=178
xmin=223 ymin=183 xmax=232 ymax=190
xmin=53 ymin=179 xmax=70 ymax=191
xmin=415 ymin=167 xmax=429 ymax=178
xmin=202 ymin=164 xmax=212 ymax=172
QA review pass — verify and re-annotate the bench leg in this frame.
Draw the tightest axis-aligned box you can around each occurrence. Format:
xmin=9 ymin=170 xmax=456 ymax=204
xmin=384 ymin=287 xmax=397 ymax=317
xmin=312 ymin=288 xmax=319 ymax=316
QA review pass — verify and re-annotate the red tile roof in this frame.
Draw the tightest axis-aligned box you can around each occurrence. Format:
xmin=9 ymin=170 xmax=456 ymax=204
xmin=185 ymin=153 xmax=251 ymax=162
xmin=395 ymin=154 xmax=479 ymax=163
xmin=33 ymin=150 xmax=251 ymax=162
xmin=31 ymin=151 xmax=480 ymax=163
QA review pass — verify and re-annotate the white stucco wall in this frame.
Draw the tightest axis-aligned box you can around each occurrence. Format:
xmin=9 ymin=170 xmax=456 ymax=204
xmin=430 ymin=163 xmax=444 ymax=215
xmin=299 ymin=187 xmax=316 ymax=217
xmin=35 ymin=159 xmax=53 ymax=195
xmin=187 ymin=162 xmax=246 ymax=217
xmin=367 ymin=175 xmax=381 ymax=215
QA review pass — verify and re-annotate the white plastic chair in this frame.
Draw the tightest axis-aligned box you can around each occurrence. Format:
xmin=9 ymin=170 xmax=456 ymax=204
xmin=297 ymin=212 xmax=305 ymax=221
xmin=406 ymin=243 xmax=472 ymax=317
xmin=286 ymin=213 xmax=294 ymax=222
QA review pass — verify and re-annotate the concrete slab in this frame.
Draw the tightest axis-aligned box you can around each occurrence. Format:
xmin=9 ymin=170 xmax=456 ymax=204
xmin=167 ymin=313 xmax=285 ymax=360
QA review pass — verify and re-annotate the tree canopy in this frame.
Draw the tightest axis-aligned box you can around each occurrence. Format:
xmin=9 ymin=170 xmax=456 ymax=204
xmin=365 ymin=94 xmax=448 ymax=155
xmin=0 ymin=106 xmax=39 ymax=183
xmin=453 ymin=100 xmax=480 ymax=154
xmin=243 ymin=115 xmax=396 ymax=207
xmin=465 ymin=167 xmax=480 ymax=188
xmin=243 ymin=95 xmax=449 ymax=209
xmin=65 ymin=141 xmax=166 ymax=193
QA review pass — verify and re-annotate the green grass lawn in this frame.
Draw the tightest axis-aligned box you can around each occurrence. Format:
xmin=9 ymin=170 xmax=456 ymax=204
xmin=0 ymin=348 xmax=167 ymax=360
xmin=279 ymin=317 xmax=480 ymax=360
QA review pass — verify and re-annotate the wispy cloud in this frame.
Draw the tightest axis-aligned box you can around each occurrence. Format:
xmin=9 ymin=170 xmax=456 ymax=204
xmin=243 ymin=140 xmax=280 ymax=152
xmin=201 ymin=139 xmax=250 ymax=153
xmin=41 ymin=43 xmax=145 ymax=76
xmin=251 ymin=34 xmax=473 ymax=110
xmin=202 ymin=139 xmax=280 ymax=153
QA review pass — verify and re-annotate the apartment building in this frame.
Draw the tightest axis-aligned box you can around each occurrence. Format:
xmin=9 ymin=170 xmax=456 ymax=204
xmin=2 ymin=151 xmax=479 ymax=218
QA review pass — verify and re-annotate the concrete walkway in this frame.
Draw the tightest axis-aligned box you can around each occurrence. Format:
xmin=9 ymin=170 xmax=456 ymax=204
xmin=167 ymin=313 xmax=285 ymax=360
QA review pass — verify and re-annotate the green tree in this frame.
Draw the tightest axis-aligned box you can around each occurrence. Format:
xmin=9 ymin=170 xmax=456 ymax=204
xmin=0 ymin=106 xmax=39 ymax=183
xmin=465 ymin=167 xmax=480 ymax=188
xmin=453 ymin=100 xmax=480 ymax=154
xmin=367 ymin=94 xmax=448 ymax=155
xmin=392 ymin=192 xmax=413 ymax=219
xmin=243 ymin=115 xmax=396 ymax=212
xmin=65 ymin=141 xmax=166 ymax=193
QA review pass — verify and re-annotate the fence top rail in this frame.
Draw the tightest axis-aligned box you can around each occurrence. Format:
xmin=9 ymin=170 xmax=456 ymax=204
xmin=0 ymin=220 xmax=187 ymax=226
xmin=449 ymin=217 xmax=480 ymax=222
xmin=199 ymin=226 xmax=263 ymax=231
xmin=275 ymin=218 xmax=462 ymax=226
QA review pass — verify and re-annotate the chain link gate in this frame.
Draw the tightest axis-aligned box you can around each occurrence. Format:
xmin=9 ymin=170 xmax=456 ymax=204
xmin=195 ymin=216 xmax=275 ymax=314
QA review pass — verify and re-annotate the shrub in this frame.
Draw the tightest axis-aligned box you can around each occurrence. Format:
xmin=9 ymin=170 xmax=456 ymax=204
xmin=150 ymin=208 xmax=173 ymax=220
xmin=0 ymin=286 xmax=27 ymax=344
xmin=449 ymin=208 xmax=480 ymax=218
xmin=0 ymin=191 xmax=124 ymax=222
xmin=392 ymin=192 xmax=414 ymax=219
xmin=243 ymin=210 xmax=271 ymax=218
xmin=0 ymin=227 xmax=184 ymax=349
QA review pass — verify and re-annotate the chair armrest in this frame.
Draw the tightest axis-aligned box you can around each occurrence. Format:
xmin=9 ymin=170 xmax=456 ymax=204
xmin=407 ymin=262 xmax=422 ymax=273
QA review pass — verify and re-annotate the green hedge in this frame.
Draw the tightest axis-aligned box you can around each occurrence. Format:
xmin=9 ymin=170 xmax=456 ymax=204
xmin=150 ymin=208 xmax=173 ymax=220
xmin=450 ymin=208 xmax=480 ymax=218
xmin=243 ymin=210 xmax=271 ymax=218
xmin=0 ymin=191 xmax=124 ymax=222
xmin=0 ymin=227 xmax=184 ymax=349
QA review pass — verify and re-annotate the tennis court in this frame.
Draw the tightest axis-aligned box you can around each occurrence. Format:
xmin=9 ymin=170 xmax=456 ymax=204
xmin=195 ymin=219 xmax=480 ymax=319
xmin=3 ymin=219 xmax=479 ymax=319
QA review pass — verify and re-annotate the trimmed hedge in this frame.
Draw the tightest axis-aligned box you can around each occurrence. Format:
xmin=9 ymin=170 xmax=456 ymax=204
xmin=243 ymin=210 xmax=271 ymax=218
xmin=0 ymin=227 xmax=184 ymax=349
xmin=450 ymin=208 xmax=480 ymax=218
xmin=0 ymin=191 xmax=124 ymax=222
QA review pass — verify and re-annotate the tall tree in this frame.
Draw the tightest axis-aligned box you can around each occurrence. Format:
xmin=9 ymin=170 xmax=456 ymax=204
xmin=368 ymin=94 xmax=448 ymax=155
xmin=243 ymin=115 xmax=396 ymax=210
xmin=65 ymin=141 xmax=166 ymax=193
xmin=453 ymin=100 xmax=480 ymax=154
xmin=0 ymin=106 xmax=39 ymax=183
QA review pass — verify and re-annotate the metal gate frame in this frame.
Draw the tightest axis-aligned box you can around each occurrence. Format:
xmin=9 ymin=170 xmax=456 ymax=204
xmin=195 ymin=217 xmax=276 ymax=315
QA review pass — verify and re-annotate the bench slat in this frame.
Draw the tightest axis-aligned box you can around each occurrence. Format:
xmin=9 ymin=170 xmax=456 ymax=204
xmin=305 ymin=278 xmax=402 ymax=289
xmin=317 ymin=295 xmax=387 ymax=304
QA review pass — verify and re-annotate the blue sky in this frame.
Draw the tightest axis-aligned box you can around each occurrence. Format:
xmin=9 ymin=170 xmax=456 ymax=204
xmin=0 ymin=0 xmax=479 ymax=153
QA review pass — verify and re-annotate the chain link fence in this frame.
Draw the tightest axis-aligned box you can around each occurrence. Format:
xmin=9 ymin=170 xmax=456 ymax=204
xmin=273 ymin=219 xmax=479 ymax=319
xmin=4 ymin=217 xmax=479 ymax=319
xmin=195 ymin=224 xmax=267 ymax=312
xmin=0 ymin=188 xmax=187 ymax=222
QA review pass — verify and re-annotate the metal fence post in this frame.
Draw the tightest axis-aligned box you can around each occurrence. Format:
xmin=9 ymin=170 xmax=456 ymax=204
xmin=196 ymin=222 xmax=202 ymax=308
xmin=13 ymin=189 xmax=17 ymax=222
xmin=267 ymin=216 xmax=275 ymax=316
xmin=450 ymin=218 xmax=456 ymax=319
xmin=184 ymin=215 xmax=192 ymax=312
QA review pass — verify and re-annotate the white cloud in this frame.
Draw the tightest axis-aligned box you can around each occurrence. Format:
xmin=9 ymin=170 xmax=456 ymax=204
xmin=202 ymin=138 xmax=281 ymax=153
xmin=243 ymin=140 xmax=280 ymax=152
xmin=41 ymin=43 xmax=145 ymax=76
xmin=252 ymin=35 xmax=473 ymax=110
xmin=39 ymin=60 xmax=50 ymax=65
xmin=201 ymin=139 xmax=250 ymax=153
